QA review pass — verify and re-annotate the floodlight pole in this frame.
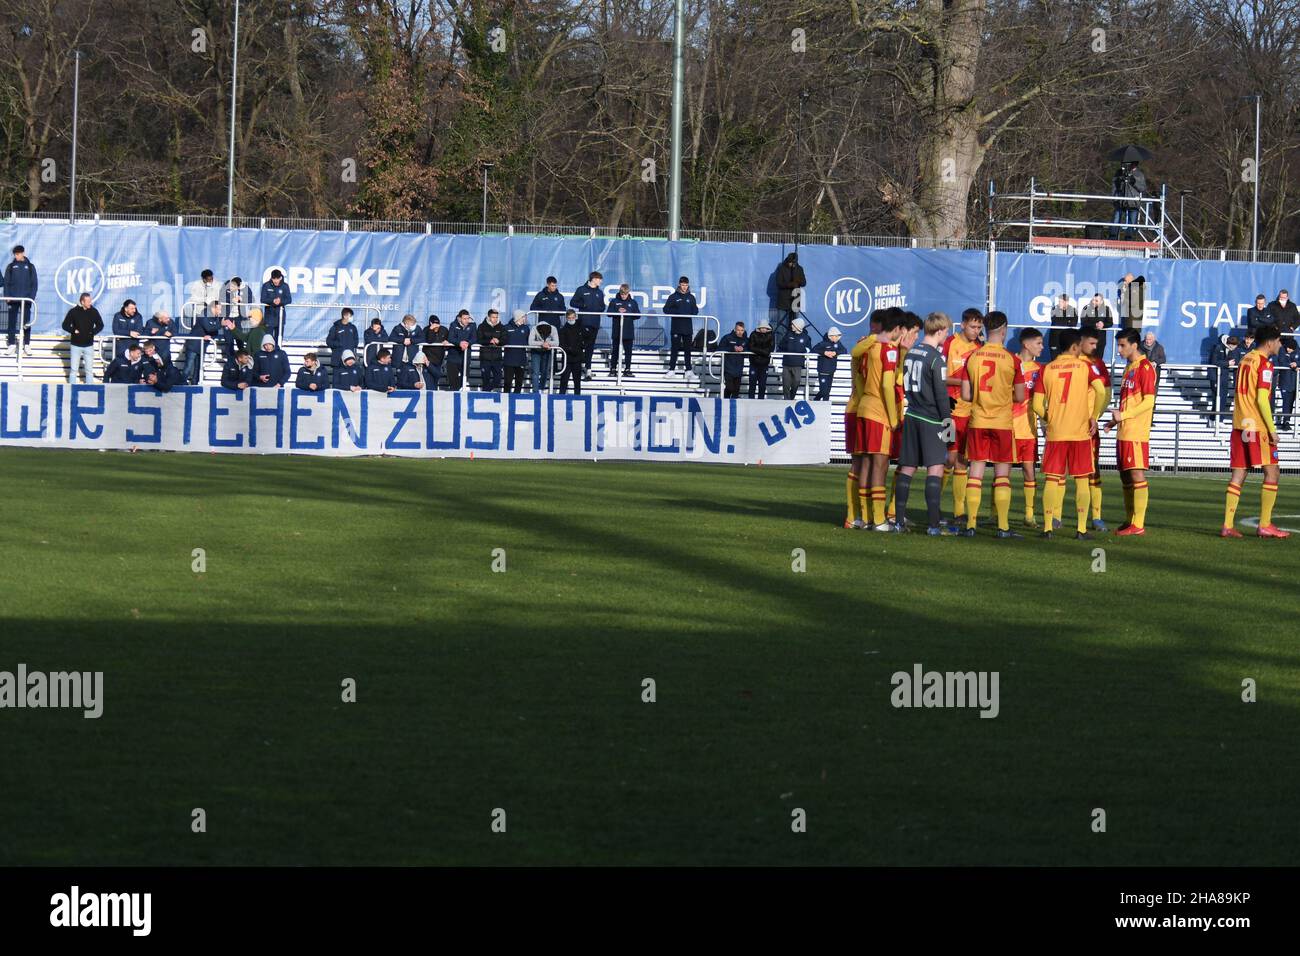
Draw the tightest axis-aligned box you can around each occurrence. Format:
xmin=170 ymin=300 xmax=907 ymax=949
xmin=69 ymin=50 xmax=81 ymax=224
xmin=227 ymin=0 xmax=240 ymax=227
xmin=481 ymin=163 xmax=494 ymax=233
xmin=668 ymin=0 xmax=684 ymax=241
xmin=1252 ymin=93 xmax=1260 ymax=259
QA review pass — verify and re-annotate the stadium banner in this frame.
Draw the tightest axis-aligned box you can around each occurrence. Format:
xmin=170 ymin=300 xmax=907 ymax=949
xmin=995 ymin=252 xmax=1300 ymax=362
xmin=0 ymin=383 xmax=831 ymax=464
xmin=2 ymin=220 xmax=987 ymax=347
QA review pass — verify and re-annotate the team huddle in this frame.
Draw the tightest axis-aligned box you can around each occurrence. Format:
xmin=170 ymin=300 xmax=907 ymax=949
xmin=841 ymin=307 xmax=1290 ymax=539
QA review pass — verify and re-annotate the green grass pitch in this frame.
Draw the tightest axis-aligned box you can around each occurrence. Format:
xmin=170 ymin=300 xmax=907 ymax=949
xmin=0 ymin=447 xmax=1295 ymax=866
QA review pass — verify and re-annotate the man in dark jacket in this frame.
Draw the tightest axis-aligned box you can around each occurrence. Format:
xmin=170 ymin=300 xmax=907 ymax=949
xmin=1110 ymin=162 xmax=1146 ymax=239
xmin=664 ymin=276 xmax=699 ymax=376
xmin=607 ymin=283 xmax=639 ymax=376
xmin=1268 ymin=290 xmax=1300 ymax=333
xmin=1275 ymin=336 xmax=1298 ymax=429
xmin=221 ymin=351 xmax=256 ymax=390
xmin=1244 ymin=294 xmax=1272 ymax=332
xmin=747 ymin=319 xmax=775 ymax=398
xmin=183 ymin=299 xmax=224 ymax=384
xmin=718 ymin=322 xmax=748 ymax=399
xmin=1209 ymin=334 xmax=1239 ymax=414
xmin=1079 ymin=292 xmax=1113 ymax=356
xmin=774 ymin=252 xmax=806 ymax=338
xmin=477 ymin=310 xmax=505 ymax=391
xmin=105 ymin=343 xmax=145 ymax=384
xmin=423 ymin=315 xmax=448 ymax=390
xmin=3 ymin=244 xmax=37 ymax=355
xmin=366 ymin=348 xmax=397 ymax=393
xmin=111 ymin=300 xmax=145 ymax=357
xmin=503 ymin=310 xmax=531 ymax=392
xmin=530 ymin=276 xmax=566 ymax=326
xmin=332 ymin=350 xmax=363 ymax=391
xmin=363 ymin=317 xmax=388 ymax=363
xmin=254 ymin=336 xmax=291 ymax=388
xmin=779 ymin=317 xmax=813 ymax=400
xmin=570 ymin=271 xmax=605 ymax=379
xmin=389 ymin=313 xmax=423 ymax=366
xmin=1118 ymin=273 xmax=1145 ymax=330
xmin=296 ymin=352 xmax=330 ymax=391
xmin=557 ymin=310 xmax=584 ymax=394
xmin=144 ymin=311 xmax=177 ymax=362
xmin=446 ymin=310 xmax=476 ymax=391
xmin=813 ymin=327 xmax=845 ymax=400
xmin=326 ymin=308 xmax=360 ymax=368
xmin=62 ymin=292 xmax=104 ymax=384
xmin=260 ymin=269 xmax=292 ymax=340
xmin=143 ymin=360 xmax=185 ymax=393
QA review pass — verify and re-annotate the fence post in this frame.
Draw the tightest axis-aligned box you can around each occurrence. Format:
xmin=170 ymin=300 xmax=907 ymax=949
xmin=1173 ymin=415 xmax=1180 ymax=475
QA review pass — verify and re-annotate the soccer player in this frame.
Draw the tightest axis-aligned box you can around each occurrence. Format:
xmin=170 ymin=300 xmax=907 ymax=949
xmin=857 ymin=312 xmax=903 ymax=530
xmin=1103 ymin=329 xmax=1156 ymax=535
xmin=943 ymin=308 xmax=983 ymax=521
xmin=1221 ymin=324 xmax=1289 ymax=538
xmin=886 ymin=312 xmax=923 ymax=525
xmin=841 ymin=309 xmax=884 ymax=528
xmin=1013 ymin=327 xmax=1045 ymax=526
xmin=1032 ymin=330 xmax=1109 ymax=539
xmin=896 ymin=312 xmax=953 ymax=534
xmin=956 ymin=311 xmax=1026 ymax=537
xmin=1080 ymin=328 xmax=1112 ymax=531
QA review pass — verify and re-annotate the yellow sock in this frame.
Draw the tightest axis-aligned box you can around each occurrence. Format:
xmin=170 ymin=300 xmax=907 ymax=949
xmin=871 ymin=486 xmax=887 ymax=526
xmin=942 ymin=466 xmax=952 ymax=497
xmin=1023 ymin=478 xmax=1037 ymax=522
xmin=886 ymin=469 xmax=897 ymax=521
xmin=1223 ymin=481 xmax=1241 ymax=529
xmin=1042 ymin=476 xmax=1062 ymax=528
xmin=1261 ymin=481 xmax=1278 ymax=527
xmin=964 ymin=477 xmax=983 ymax=529
xmin=993 ymin=477 xmax=1012 ymax=531
xmin=858 ymin=487 xmax=871 ymax=525
xmin=953 ymin=468 xmax=968 ymax=517
xmin=1131 ymin=480 xmax=1149 ymax=530
xmin=1090 ymin=478 xmax=1103 ymax=521
xmin=846 ymin=474 xmax=859 ymax=523
xmin=1075 ymin=477 xmax=1090 ymax=534
xmin=1122 ymin=483 xmax=1134 ymax=523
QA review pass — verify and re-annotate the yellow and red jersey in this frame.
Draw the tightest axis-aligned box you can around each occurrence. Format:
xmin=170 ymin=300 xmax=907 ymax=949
xmin=956 ymin=344 xmax=1024 ymax=430
xmin=1083 ymin=353 xmax=1110 ymax=401
xmin=1034 ymin=354 xmax=1105 ymax=442
xmin=1012 ymin=359 xmax=1041 ymax=441
xmin=1233 ymin=350 xmax=1274 ymax=431
xmin=944 ymin=334 xmax=979 ymax=416
xmin=1117 ymin=356 xmax=1157 ymax=442
xmin=844 ymin=334 xmax=876 ymax=416
xmin=858 ymin=338 xmax=900 ymax=426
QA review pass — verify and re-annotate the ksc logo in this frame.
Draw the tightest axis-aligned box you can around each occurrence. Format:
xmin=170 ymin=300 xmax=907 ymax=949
xmin=823 ymin=277 xmax=872 ymax=328
xmin=55 ymin=256 xmax=105 ymax=306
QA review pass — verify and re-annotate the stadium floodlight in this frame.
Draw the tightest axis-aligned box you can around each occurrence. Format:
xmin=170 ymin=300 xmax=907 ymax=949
xmin=69 ymin=50 xmax=81 ymax=224
xmin=227 ymin=0 xmax=240 ymax=228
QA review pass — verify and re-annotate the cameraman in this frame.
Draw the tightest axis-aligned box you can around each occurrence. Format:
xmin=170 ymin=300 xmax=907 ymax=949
xmin=1109 ymin=162 xmax=1146 ymax=239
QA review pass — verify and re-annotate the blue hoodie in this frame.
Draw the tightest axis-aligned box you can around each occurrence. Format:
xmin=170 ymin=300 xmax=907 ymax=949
xmin=184 ymin=311 xmax=223 ymax=355
xmin=221 ymin=358 xmax=254 ymax=389
xmin=814 ymin=337 xmax=845 ymax=374
xmin=365 ymin=362 xmax=396 ymax=392
xmin=607 ymin=293 xmax=639 ymax=341
xmin=718 ymin=331 xmax=748 ymax=377
xmin=296 ymin=363 xmax=330 ymax=390
xmin=779 ymin=327 xmax=813 ymax=368
xmin=504 ymin=321 xmax=531 ymax=366
xmin=2 ymin=257 xmax=37 ymax=298
xmin=332 ymin=362 xmax=362 ymax=389
xmin=570 ymin=283 xmax=606 ymax=330
xmin=105 ymin=354 xmax=144 ymax=384
xmin=663 ymin=289 xmax=699 ymax=336
xmin=111 ymin=309 xmax=145 ymax=356
xmin=254 ymin=347 xmax=291 ymax=387
xmin=326 ymin=319 xmax=360 ymax=363
xmin=394 ymin=363 xmax=425 ymax=389
xmin=447 ymin=319 xmax=476 ymax=364
xmin=530 ymin=288 xmax=566 ymax=324
xmin=389 ymin=321 xmax=423 ymax=365
xmin=260 ymin=278 xmax=292 ymax=328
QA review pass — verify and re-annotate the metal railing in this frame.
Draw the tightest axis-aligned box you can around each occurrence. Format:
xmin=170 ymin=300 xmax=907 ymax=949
xmin=1 ymin=295 xmax=37 ymax=379
xmin=704 ymin=350 xmax=818 ymax=401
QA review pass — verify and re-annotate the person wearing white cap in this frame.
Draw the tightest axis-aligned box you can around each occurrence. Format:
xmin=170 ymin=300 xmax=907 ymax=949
xmin=779 ymin=317 xmax=813 ymax=400
xmin=813 ymin=326 xmax=845 ymax=401
xmin=331 ymin=349 xmax=363 ymax=391
xmin=254 ymin=334 xmax=291 ymax=388
xmin=748 ymin=318 xmax=776 ymax=398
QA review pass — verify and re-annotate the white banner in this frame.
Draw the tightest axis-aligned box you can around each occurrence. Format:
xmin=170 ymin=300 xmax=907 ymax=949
xmin=0 ymin=384 xmax=830 ymax=463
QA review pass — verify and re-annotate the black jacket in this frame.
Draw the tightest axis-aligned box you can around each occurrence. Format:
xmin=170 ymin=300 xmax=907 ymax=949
xmin=423 ymin=323 xmax=449 ymax=365
xmin=1244 ymin=306 xmax=1273 ymax=331
xmin=1268 ymin=299 xmax=1300 ymax=333
xmin=558 ymin=320 xmax=584 ymax=359
xmin=749 ymin=328 xmax=776 ymax=363
xmin=775 ymin=255 xmax=806 ymax=310
xmin=62 ymin=305 xmax=104 ymax=347
xmin=477 ymin=320 xmax=506 ymax=362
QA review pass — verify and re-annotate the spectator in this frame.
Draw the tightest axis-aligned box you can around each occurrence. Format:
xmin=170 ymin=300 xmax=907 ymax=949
xmin=183 ymin=300 xmax=223 ymax=384
xmin=331 ymin=350 xmax=363 ymax=391
xmin=227 ymin=307 xmax=268 ymax=354
xmin=748 ymin=318 xmax=775 ymax=398
xmin=503 ymin=310 xmax=531 ymax=392
xmin=774 ymin=252 xmax=806 ymax=337
xmin=222 ymin=276 xmax=250 ymax=325
xmin=1118 ymin=273 xmax=1145 ymax=330
xmin=184 ymin=269 xmax=219 ymax=324
xmin=477 ymin=309 xmax=505 ymax=391
xmin=1049 ymin=294 xmax=1078 ymax=354
xmin=557 ymin=309 xmax=584 ymax=394
xmin=570 ymin=271 xmax=605 ymax=380
xmin=365 ymin=348 xmax=396 ymax=393
xmin=1079 ymin=292 xmax=1113 ymax=356
xmin=260 ymin=269 xmax=292 ymax=340
xmin=140 ymin=341 xmax=169 ymax=380
xmin=1275 ymin=335 xmax=1297 ymax=429
xmin=446 ymin=310 xmax=476 ymax=391
xmin=143 ymin=358 xmax=184 ymax=393
xmin=111 ymin=299 xmax=145 ymax=357
xmin=62 ymin=292 xmax=103 ymax=385
xmin=296 ymin=352 xmax=329 ymax=391
xmin=389 ymin=313 xmax=422 ymax=366
xmin=1141 ymin=330 xmax=1166 ymax=385
xmin=530 ymin=276 xmax=566 ymax=326
xmin=1268 ymin=289 xmax=1300 ymax=334
xmin=607 ymin=283 xmax=639 ymax=377
xmin=144 ymin=311 xmax=176 ymax=361
xmin=718 ymin=321 xmax=748 ymax=399
xmin=2 ymin=244 xmax=37 ymax=356
xmin=254 ymin=336 xmax=291 ymax=388
xmin=664 ymin=276 xmax=699 ymax=377
xmin=106 ymin=343 xmax=145 ymax=384
xmin=1209 ymin=334 xmax=1238 ymax=414
xmin=780 ymin=317 xmax=813 ymax=400
xmin=413 ymin=352 xmax=438 ymax=390
xmin=395 ymin=352 xmax=426 ymax=390
xmin=220 ymin=350 xmax=255 ymax=390
xmin=422 ymin=315 xmax=448 ymax=391
xmin=691 ymin=326 xmax=718 ymax=355
xmin=1109 ymin=161 xmax=1145 ymax=239
xmin=326 ymin=308 xmax=360 ymax=368
xmin=813 ymin=326 xmax=845 ymax=401
xmin=363 ymin=316 xmax=388 ymax=362
xmin=1244 ymin=294 xmax=1272 ymax=332
xmin=529 ymin=314 xmax=558 ymax=391
xmin=216 ymin=307 xmax=242 ymax=362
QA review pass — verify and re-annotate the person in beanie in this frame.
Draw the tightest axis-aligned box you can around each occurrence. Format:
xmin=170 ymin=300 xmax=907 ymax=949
xmin=664 ymin=276 xmax=699 ymax=376
xmin=111 ymin=299 xmax=145 ymax=357
xmin=477 ymin=309 xmax=505 ymax=391
xmin=813 ymin=327 xmax=845 ymax=400
xmin=530 ymin=276 xmax=566 ymax=326
xmin=332 ymin=350 xmax=363 ymax=391
xmin=607 ymin=283 xmax=639 ymax=376
xmin=366 ymin=348 xmax=397 ymax=393
xmin=422 ymin=315 xmax=448 ymax=390
xmin=718 ymin=321 xmax=748 ymax=399
xmin=413 ymin=352 xmax=438 ymax=389
xmin=557 ymin=309 xmax=584 ymax=394
xmin=780 ymin=317 xmax=813 ymax=399
xmin=296 ymin=352 xmax=330 ymax=391
xmin=446 ymin=310 xmax=476 ymax=391
xmin=326 ymin=308 xmax=360 ymax=367
xmin=260 ymin=268 xmax=293 ymax=340
xmin=529 ymin=313 xmax=559 ymax=390
xmin=220 ymin=350 xmax=255 ymax=390
xmin=254 ymin=335 xmax=291 ymax=388
xmin=62 ymin=292 xmax=104 ymax=384
xmin=395 ymin=351 xmax=427 ymax=389
xmin=3 ymin=244 xmax=37 ymax=355
xmin=570 ymin=271 xmax=605 ymax=379
xmin=747 ymin=318 xmax=776 ymax=398
xmin=503 ymin=310 xmax=531 ymax=392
